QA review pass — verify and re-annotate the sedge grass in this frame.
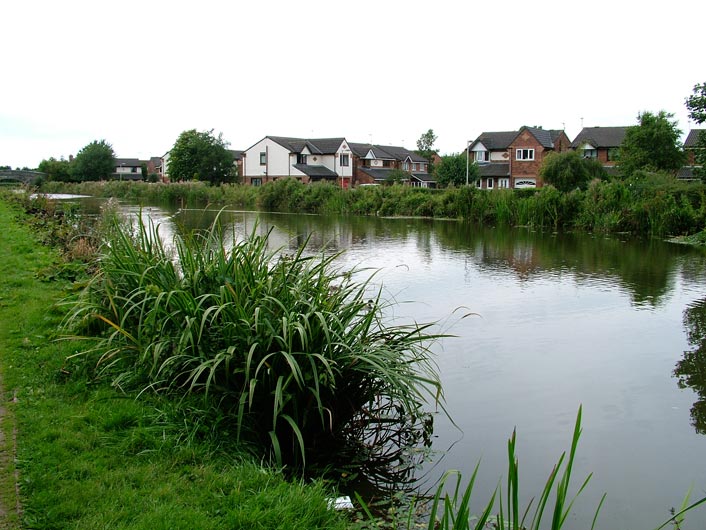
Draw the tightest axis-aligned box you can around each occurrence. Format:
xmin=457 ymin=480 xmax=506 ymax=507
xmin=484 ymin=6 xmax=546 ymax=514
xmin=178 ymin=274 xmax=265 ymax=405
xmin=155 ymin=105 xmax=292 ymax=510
xmin=63 ymin=209 xmax=445 ymax=471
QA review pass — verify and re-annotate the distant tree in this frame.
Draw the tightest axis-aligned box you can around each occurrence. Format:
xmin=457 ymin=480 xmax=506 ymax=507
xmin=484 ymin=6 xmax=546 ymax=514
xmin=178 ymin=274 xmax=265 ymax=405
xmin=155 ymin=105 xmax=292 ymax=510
xmin=169 ymin=129 xmax=235 ymax=185
xmin=619 ymin=111 xmax=686 ymax=177
xmin=38 ymin=157 xmax=74 ymax=182
xmin=435 ymin=153 xmax=479 ymax=188
xmin=385 ymin=168 xmax=408 ymax=185
xmin=0 ymin=165 xmax=11 ymax=171
xmin=686 ymin=82 xmax=706 ymax=181
xmin=539 ymin=150 xmax=606 ymax=192
xmin=416 ymin=129 xmax=438 ymax=174
xmin=72 ymin=140 xmax=115 ymax=181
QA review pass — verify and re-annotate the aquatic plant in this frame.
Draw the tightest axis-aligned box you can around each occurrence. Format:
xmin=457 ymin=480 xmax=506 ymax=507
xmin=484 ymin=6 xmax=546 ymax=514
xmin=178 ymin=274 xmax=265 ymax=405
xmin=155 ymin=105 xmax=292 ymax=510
xmin=63 ymin=211 xmax=444 ymax=470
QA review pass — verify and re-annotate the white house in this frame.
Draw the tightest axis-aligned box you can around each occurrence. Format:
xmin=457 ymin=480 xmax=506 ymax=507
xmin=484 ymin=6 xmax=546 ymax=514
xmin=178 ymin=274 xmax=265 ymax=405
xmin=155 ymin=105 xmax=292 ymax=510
xmin=242 ymin=136 xmax=354 ymax=188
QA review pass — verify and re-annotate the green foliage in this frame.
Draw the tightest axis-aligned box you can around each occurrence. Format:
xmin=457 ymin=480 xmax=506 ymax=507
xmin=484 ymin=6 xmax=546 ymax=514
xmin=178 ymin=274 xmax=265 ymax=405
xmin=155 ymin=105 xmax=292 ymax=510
xmin=686 ymin=82 xmax=706 ymax=125
xmin=72 ymin=139 xmax=115 ymax=181
xmin=386 ymin=168 xmax=409 ymax=185
xmin=619 ymin=111 xmax=686 ymax=177
xmin=37 ymin=156 xmax=74 ymax=182
xmin=539 ymin=150 xmax=606 ymax=192
xmin=63 ymin=213 xmax=444 ymax=470
xmin=416 ymin=128 xmax=438 ymax=173
xmin=169 ymin=129 xmax=236 ymax=185
xmin=436 ymin=153 xmax=478 ymax=188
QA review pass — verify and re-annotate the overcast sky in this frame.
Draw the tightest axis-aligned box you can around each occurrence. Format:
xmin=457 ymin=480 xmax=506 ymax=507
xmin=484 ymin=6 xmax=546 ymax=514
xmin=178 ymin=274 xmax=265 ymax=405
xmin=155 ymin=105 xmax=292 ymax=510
xmin=1 ymin=0 xmax=703 ymax=168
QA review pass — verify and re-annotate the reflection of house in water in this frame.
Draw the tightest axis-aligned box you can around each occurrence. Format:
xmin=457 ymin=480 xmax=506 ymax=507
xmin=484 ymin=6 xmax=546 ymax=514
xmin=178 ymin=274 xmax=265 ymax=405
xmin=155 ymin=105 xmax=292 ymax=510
xmin=478 ymin=238 xmax=541 ymax=280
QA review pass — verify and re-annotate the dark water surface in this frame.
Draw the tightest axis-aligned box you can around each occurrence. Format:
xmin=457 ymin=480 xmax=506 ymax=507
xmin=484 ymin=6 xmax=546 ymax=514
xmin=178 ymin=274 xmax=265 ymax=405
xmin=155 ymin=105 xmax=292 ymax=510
xmin=79 ymin=198 xmax=706 ymax=529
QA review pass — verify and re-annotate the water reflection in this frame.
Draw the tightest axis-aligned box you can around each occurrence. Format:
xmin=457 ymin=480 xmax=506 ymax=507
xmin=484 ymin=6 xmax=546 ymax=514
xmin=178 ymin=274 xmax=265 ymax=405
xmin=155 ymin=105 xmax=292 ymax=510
xmin=675 ymin=298 xmax=706 ymax=434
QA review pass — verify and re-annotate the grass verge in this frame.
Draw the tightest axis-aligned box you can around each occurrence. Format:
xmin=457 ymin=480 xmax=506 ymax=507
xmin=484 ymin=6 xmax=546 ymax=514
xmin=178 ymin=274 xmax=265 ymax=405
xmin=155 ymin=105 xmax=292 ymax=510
xmin=0 ymin=196 xmax=348 ymax=529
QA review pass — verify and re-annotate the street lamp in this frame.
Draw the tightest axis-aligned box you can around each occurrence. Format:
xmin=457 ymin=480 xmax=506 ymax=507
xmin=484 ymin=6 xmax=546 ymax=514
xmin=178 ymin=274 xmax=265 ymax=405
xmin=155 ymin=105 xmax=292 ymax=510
xmin=465 ymin=140 xmax=471 ymax=186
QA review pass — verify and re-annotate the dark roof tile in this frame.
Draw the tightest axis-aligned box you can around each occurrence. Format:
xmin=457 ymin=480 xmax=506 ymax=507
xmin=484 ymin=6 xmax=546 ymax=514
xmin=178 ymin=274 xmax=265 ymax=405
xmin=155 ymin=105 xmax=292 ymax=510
xmin=570 ymin=126 xmax=628 ymax=149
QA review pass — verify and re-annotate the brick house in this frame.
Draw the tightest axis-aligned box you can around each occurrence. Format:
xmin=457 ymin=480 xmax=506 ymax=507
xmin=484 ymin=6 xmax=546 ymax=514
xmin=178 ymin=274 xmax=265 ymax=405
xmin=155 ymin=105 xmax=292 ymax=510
xmin=113 ymin=158 xmax=144 ymax=180
xmin=469 ymin=126 xmax=571 ymax=189
xmin=348 ymin=143 xmax=435 ymax=187
xmin=570 ymin=126 xmax=627 ymax=169
xmin=679 ymin=129 xmax=705 ymax=180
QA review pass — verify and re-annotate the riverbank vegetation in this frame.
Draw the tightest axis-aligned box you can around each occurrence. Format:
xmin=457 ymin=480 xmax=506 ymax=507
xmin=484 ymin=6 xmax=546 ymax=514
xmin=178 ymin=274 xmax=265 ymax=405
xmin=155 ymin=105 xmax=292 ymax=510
xmin=3 ymin=189 xmax=706 ymax=528
xmin=40 ymin=170 xmax=706 ymax=238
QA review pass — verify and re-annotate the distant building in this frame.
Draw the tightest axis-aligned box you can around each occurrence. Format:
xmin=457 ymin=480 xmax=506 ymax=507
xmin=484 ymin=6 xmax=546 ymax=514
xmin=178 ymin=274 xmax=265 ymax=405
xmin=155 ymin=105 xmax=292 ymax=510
xmin=468 ymin=126 xmax=571 ymax=189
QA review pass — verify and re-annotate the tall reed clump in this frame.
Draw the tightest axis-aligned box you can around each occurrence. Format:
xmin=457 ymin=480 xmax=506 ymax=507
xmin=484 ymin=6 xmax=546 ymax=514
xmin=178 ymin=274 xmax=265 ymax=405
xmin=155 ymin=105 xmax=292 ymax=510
xmin=62 ymin=211 xmax=444 ymax=470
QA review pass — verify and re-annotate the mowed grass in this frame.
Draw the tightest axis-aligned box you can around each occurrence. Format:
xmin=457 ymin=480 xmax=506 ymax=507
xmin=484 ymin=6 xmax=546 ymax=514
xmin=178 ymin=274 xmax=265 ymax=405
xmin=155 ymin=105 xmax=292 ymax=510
xmin=0 ymin=197 xmax=348 ymax=529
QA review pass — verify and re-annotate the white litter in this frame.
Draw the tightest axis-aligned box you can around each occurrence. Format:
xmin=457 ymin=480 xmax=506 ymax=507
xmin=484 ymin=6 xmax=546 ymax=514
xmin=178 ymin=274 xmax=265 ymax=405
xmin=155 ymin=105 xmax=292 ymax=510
xmin=327 ymin=495 xmax=354 ymax=510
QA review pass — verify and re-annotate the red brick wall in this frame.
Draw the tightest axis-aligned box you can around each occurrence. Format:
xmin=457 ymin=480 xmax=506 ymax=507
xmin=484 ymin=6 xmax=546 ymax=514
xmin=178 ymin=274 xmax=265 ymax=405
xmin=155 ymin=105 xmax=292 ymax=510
xmin=509 ymin=130 xmax=546 ymax=187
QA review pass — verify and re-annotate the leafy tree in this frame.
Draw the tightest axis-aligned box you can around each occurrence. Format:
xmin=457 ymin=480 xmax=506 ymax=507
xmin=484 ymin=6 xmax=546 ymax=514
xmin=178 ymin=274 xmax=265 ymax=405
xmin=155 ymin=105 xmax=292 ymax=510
xmin=38 ymin=157 xmax=73 ymax=182
xmin=168 ymin=129 xmax=236 ymax=185
xmin=385 ymin=168 xmax=408 ymax=185
xmin=539 ymin=150 xmax=606 ymax=192
xmin=72 ymin=140 xmax=115 ymax=181
xmin=685 ymin=82 xmax=706 ymax=181
xmin=0 ymin=165 xmax=11 ymax=170
xmin=619 ymin=111 xmax=686 ymax=177
xmin=435 ymin=153 xmax=479 ymax=188
xmin=416 ymin=129 xmax=438 ymax=174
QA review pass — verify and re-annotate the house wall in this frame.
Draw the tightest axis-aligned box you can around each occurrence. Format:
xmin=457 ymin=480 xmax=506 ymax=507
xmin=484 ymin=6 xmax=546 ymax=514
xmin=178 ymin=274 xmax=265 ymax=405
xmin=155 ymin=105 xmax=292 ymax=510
xmin=509 ymin=130 xmax=546 ymax=187
xmin=490 ymin=151 xmax=510 ymax=162
xmin=244 ymin=138 xmax=292 ymax=180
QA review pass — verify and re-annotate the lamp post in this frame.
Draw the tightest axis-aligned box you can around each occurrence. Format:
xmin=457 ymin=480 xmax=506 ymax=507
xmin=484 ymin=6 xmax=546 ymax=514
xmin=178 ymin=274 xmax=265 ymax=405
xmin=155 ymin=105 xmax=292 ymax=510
xmin=465 ymin=140 xmax=471 ymax=186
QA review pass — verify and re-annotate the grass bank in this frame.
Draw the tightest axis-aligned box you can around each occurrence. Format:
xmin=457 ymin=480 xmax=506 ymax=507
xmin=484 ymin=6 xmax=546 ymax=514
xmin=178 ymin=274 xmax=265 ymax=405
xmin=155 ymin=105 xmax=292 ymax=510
xmin=0 ymin=196 xmax=349 ymax=529
xmin=40 ymin=172 xmax=706 ymax=238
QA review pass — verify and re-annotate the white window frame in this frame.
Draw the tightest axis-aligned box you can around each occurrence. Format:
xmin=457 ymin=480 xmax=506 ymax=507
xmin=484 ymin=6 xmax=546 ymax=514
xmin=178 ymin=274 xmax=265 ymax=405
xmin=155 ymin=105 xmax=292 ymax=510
xmin=475 ymin=150 xmax=489 ymax=162
xmin=583 ymin=149 xmax=597 ymax=159
xmin=515 ymin=148 xmax=535 ymax=161
xmin=499 ymin=178 xmax=510 ymax=189
xmin=259 ymin=152 xmax=267 ymax=165
xmin=487 ymin=177 xmax=494 ymax=189
xmin=339 ymin=154 xmax=349 ymax=167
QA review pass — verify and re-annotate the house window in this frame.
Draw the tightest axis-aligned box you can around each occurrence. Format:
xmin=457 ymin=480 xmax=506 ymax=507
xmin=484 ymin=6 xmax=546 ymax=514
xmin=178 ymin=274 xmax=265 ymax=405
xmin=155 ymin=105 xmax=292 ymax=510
xmin=487 ymin=178 xmax=494 ymax=189
xmin=339 ymin=154 xmax=349 ymax=166
xmin=259 ymin=152 xmax=266 ymax=165
xmin=499 ymin=178 xmax=510 ymax=188
xmin=251 ymin=177 xmax=262 ymax=187
xmin=583 ymin=149 xmax=597 ymax=159
xmin=516 ymin=149 xmax=534 ymax=161
xmin=404 ymin=161 xmax=410 ymax=171
xmin=608 ymin=148 xmax=620 ymax=162
xmin=475 ymin=151 xmax=489 ymax=162
xmin=297 ymin=154 xmax=307 ymax=164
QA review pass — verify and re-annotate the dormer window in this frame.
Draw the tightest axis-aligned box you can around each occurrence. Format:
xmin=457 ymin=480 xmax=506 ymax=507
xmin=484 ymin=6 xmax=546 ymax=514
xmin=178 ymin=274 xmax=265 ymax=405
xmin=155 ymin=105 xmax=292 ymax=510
xmin=583 ymin=149 xmax=597 ymax=159
xmin=297 ymin=154 xmax=307 ymax=165
xmin=475 ymin=151 xmax=489 ymax=162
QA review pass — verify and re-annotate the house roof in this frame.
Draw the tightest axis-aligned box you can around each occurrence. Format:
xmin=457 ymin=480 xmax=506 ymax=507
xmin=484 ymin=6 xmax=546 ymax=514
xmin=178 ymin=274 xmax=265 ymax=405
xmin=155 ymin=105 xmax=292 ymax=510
xmin=469 ymin=131 xmax=518 ymax=151
xmin=685 ymin=129 xmax=705 ymax=148
xmin=358 ymin=167 xmax=409 ymax=181
xmin=292 ymin=164 xmax=338 ymax=179
xmin=268 ymin=136 xmax=346 ymax=155
xmin=570 ymin=126 xmax=628 ymax=149
xmin=348 ymin=143 xmax=428 ymax=163
xmin=229 ymin=150 xmax=244 ymax=160
xmin=115 ymin=158 xmax=142 ymax=167
xmin=411 ymin=172 xmax=436 ymax=182
xmin=517 ymin=126 xmax=555 ymax=149
xmin=479 ymin=163 xmax=510 ymax=177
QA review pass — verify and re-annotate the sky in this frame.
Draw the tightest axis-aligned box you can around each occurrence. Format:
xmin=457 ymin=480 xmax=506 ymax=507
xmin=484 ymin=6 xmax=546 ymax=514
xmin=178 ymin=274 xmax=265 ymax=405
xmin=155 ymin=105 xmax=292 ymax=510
xmin=1 ymin=0 xmax=703 ymax=169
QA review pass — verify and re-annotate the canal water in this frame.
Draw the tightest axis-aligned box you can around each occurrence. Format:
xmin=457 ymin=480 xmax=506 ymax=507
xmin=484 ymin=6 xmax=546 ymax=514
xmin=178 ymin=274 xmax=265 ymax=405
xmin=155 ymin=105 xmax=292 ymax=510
xmin=77 ymin=197 xmax=706 ymax=529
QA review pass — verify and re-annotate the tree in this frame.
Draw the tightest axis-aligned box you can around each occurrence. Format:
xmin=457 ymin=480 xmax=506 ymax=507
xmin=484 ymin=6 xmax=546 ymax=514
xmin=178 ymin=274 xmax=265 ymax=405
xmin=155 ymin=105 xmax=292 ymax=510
xmin=72 ymin=140 xmax=115 ymax=181
xmin=619 ymin=111 xmax=686 ymax=177
xmin=385 ymin=168 xmax=408 ymax=185
xmin=416 ymin=129 xmax=438 ymax=174
xmin=168 ymin=129 xmax=235 ymax=185
xmin=539 ymin=150 xmax=606 ymax=192
xmin=685 ymin=82 xmax=706 ymax=181
xmin=38 ymin=157 xmax=73 ymax=182
xmin=435 ymin=153 xmax=479 ymax=188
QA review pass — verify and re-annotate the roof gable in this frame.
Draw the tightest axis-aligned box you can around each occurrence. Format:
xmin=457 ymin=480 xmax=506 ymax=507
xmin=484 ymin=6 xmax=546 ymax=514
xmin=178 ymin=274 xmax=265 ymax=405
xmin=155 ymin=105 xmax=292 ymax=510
xmin=685 ymin=129 xmax=705 ymax=148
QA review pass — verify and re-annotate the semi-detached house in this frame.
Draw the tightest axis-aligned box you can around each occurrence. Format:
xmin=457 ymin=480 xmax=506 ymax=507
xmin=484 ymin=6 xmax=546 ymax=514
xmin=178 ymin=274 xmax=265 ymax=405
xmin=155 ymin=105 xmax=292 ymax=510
xmin=242 ymin=136 xmax=434 ymax=188
xmin=243 ymin=136 xmax=353 ymax=188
